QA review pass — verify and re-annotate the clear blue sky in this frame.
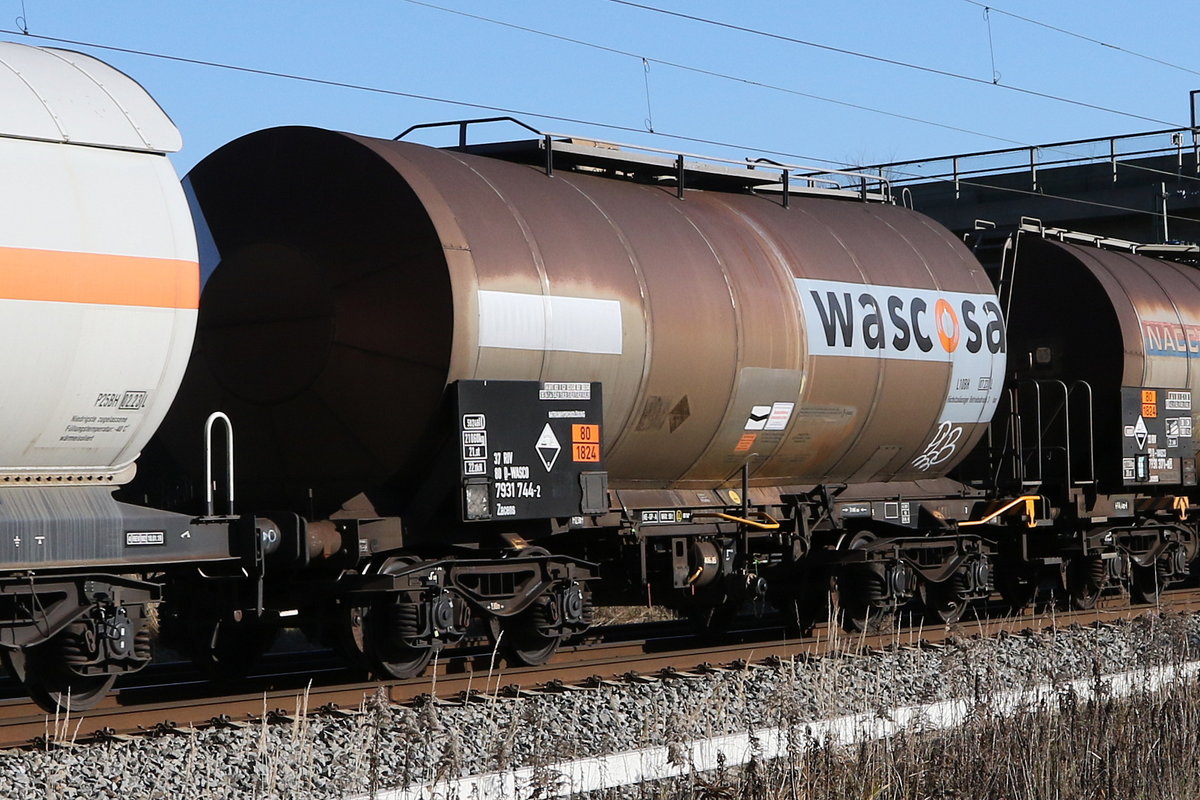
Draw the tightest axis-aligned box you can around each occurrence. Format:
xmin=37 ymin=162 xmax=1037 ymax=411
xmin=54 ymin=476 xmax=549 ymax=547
xmin=4 ymin=1 xmax=1197 ymax=177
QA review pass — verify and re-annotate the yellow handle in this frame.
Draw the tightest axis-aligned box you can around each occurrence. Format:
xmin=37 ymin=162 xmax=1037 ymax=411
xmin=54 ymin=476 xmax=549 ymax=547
xmin=959 ymin=495 xmax=1041 ymax=529
xmin=692 ymin=510 xmax=781 ymax=530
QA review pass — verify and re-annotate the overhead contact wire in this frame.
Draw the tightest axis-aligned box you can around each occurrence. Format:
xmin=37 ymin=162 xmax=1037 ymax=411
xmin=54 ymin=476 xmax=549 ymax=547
xmin=399 ymin=0 xmax=1032 ymax=147
xmin=400 ymin=0 xmax=1200 ymax=185
xmin=1 ymin=30 xmax=1193 ymax=226
xmin=957 ymin=0 xmax=1200 ymax=78
xmin=603 ymin=0 xmax=1183 ymax=127
xmin=0 ymin=28 xmax=839 ymax=165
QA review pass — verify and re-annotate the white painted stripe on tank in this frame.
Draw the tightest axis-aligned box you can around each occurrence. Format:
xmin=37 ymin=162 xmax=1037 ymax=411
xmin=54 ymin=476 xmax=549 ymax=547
xmin=366 ymin=660 xmax=1200 ymax=800
xmin=478 ymin=290 xmax=623 ymax=355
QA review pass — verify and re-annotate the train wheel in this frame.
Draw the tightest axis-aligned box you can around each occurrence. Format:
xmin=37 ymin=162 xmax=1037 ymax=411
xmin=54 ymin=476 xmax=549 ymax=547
xmin=337 ymin=599 xmax=431 ymax=680
xmin=369 ymin=596 xmax=435 ymax=679
xmin=3 ymin=631 xmax=116 ymax=713
xmin=996 ymin=566 xmax=1038 ymax=613
xmin=921 ymin=574 xmax=970 ymax=625
xmin=1064 ymin=555 xmax=1106 ymax=610
xmin=837 ymin=579 xmax=889 ymax=633
xmin=1130 ymin=563 xmax=1166 ymax=605
xmin=349 ymin=558 xmax=437 ymax=679
xmin=505 ymin=596 xmax=561 ymax=666
xmin=835 ymin=532 xmax=891 ymax=633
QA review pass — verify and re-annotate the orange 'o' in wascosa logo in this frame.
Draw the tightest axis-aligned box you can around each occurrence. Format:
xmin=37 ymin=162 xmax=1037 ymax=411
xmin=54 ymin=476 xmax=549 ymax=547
xmin=935 ymin=298 xmax=960 ymax=352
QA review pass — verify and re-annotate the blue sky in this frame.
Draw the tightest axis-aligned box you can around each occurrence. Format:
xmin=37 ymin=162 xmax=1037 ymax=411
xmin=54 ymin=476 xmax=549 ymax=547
xmin=4 ymin=1 xmax=1197 ymax=176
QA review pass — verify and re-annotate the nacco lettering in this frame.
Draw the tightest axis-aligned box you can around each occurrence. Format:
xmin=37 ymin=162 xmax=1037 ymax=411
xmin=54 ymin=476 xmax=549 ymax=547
xmin=804 ymin=285 xmax=1005 ymax=357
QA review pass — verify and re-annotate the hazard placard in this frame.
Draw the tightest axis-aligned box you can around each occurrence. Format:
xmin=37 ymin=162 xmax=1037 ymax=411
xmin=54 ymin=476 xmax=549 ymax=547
xmin=573 ymin=443 xmax=600 ymax=462
xmin=455 ymin=380 xmax=605 ymax=522
xmin=572 ymin=424 xmax=600 ymax=444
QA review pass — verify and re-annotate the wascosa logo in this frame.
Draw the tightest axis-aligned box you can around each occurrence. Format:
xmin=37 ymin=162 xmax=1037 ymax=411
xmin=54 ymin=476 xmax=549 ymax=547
xmin=796 ymin=279 xmax=1006 ymax=360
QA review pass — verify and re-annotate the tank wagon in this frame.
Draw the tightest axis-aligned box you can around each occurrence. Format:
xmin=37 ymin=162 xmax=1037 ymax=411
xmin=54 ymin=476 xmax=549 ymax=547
xmin=991 ymin=228 xmax=1200 ymax=608
xmin=0 ymin=42 xmax=258 ymax=711
xmin=8 ymin=42 xmax=1200 ymax=705
xmin=151 ymin=116 xmax=1184 ymax=682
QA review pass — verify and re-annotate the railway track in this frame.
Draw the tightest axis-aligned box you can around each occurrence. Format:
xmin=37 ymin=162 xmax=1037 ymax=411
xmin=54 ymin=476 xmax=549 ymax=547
xmin=3 ymin=591 xmax=1198 ymax=750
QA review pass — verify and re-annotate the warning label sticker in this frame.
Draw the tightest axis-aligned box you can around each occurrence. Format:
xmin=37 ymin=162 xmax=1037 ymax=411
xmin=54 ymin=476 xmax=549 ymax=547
xmin=536 ymin=423 xmax=562 ymax=471
xmin=745 ymin=402 xmax=795 ymax=431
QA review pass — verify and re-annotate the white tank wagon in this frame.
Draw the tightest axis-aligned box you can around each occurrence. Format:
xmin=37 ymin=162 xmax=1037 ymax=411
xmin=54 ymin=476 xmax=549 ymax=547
xmin=0 ymin=42 xmax=197 ymax=479
xmin=0 ymin=42 xmax=244 ymax=713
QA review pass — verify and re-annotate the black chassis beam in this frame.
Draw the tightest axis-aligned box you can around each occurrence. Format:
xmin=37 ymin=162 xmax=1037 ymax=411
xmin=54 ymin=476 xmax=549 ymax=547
xmin=996 ymin=520 xmax=1196 ymax=569
xmin=339 ymin=554 xmax=597 ymax=618
xmin=821 ymin=533 xmax=987 ymax=585
xmin=0 ymin=487 xmax=239 ymax=570
xmin=0 ymin=573 xmax=161 ymax=650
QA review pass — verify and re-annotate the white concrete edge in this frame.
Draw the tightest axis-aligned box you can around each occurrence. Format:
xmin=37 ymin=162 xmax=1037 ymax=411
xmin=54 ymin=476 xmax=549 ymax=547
xmin=359 ymin=660 xmax=1200 ymax=800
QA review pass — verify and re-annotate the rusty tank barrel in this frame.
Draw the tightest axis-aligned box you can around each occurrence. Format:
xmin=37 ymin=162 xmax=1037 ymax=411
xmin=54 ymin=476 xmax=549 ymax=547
xmin=1007 ymin=236 xmax=1200 ymax=489
xmin=170 ymin=126 xmax=1006 ymax=515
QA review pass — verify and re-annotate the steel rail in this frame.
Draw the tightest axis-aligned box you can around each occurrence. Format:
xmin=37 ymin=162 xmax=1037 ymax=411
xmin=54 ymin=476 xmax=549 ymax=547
xmin=2 ymin=591 xmax=1199 ymax=750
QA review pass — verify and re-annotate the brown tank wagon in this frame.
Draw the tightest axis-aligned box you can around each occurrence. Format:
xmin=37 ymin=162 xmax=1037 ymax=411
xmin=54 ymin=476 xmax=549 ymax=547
xmin=138 ymin=124 xmax=1200 ymax=681
xmin=12 ymin=42 xmax=1200 ymax=712
xmin=141 ymin=122 xmax=1021 ymax=671
xmin=172 ymin=125 xmax=1006 ymax=516
xmin=993 ymin=229 xmax=1200 ymax=608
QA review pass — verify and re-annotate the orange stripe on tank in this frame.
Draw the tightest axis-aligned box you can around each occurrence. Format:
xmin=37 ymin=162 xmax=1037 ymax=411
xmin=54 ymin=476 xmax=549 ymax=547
xmin=0 ymin=247 xmax=199 ymax=309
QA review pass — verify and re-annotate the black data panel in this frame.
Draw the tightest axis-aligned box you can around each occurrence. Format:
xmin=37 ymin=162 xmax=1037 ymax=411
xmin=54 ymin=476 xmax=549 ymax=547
xmin=1120 ymin=387 xmax=1195 ymax=486
xmin=456 ymin=381 xmax=606 ymax=522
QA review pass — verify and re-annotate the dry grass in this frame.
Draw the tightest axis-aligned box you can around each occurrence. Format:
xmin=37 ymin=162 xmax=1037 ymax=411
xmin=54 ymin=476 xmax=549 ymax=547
xmin=618 ymin=675 xmax=1200 ymax=799
xmin=591 ymin=605 xmax=682 ymax=625
xmin=18 ymin=615 xmax=1200 ymax=799
xmin=622 ymin=615 xmax=1200 ymax=800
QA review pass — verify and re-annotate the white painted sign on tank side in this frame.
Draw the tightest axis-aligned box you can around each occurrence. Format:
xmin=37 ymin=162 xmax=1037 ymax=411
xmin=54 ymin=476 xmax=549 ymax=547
xmin=795 ymin=277 xmax=1007 ymax=427
xmin=477 ymin=290 xmax=623 ymax=355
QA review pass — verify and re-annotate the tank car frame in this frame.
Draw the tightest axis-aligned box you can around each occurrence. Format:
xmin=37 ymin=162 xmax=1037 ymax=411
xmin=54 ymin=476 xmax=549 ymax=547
xmin=0 ymin=42 xmax=269 ymax=711
xmin=8 ymin=51 xmax=1200 ymax=709
xmin=158 ymin=128 xmax=1200 ymax=683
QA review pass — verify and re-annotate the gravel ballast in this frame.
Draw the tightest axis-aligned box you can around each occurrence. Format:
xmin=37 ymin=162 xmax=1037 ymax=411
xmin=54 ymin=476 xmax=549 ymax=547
xmin=3 ymin=613 xmax=1199 ymax=799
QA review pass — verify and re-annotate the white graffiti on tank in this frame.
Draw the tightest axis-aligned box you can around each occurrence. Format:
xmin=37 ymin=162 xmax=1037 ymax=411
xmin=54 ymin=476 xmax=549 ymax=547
xmin=912 ymin=421 xmax=963 ymax=471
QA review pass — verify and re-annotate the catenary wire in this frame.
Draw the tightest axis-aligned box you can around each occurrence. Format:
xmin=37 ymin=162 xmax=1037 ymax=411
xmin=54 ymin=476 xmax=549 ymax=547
xmin=4 ymin=20 xmax=1185 ymax=182
xmin=0 ymin=28 xmax=845 ymax=166
xmin=400 ymin=0 xmax=1033 ymax=148
xmin=398 ymin=0 xmax=1200 ymax=188
xmin=2 ymin=30 xmax=1196 ymax=228
xmin=602 ymin=0 xmax=1184 ymax=128
xmin=956 ymin=0 xmax=1200 ymax=78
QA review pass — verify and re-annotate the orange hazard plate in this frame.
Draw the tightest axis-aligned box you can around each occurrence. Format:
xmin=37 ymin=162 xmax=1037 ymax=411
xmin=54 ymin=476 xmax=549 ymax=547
xmin=573 ymin=443 xmax=601 ymax=462
xmin=572 ymin=424 xmax=600 ymax=443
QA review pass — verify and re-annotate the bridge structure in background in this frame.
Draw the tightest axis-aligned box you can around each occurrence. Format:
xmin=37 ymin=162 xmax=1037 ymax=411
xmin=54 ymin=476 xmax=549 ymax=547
xmin=854 ymin=126 xmax=1200 ymax=245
